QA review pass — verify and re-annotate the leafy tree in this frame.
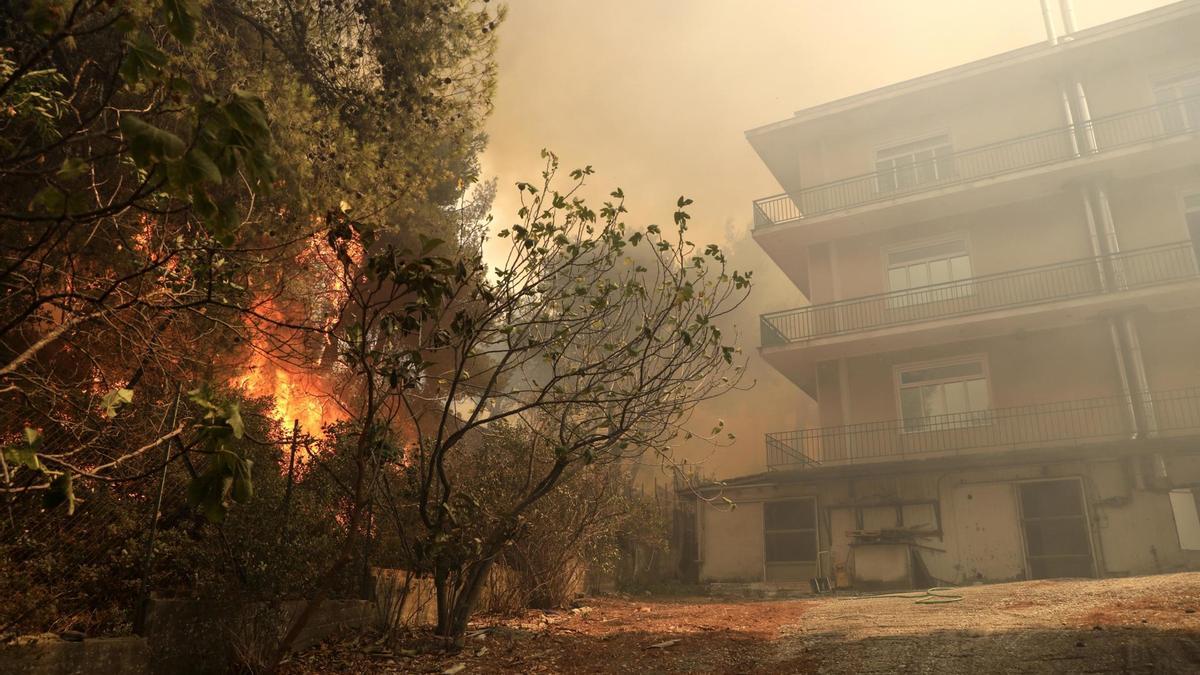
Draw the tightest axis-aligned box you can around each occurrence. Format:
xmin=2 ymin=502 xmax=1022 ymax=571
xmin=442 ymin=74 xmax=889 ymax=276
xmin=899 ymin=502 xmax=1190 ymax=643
xmin=300 ymin=153 xmax=752 ymax=645
xmin=0 ymin=0 xmax=501 ymax=648
xmin=0 ymin=0 xmax=498 ymax=510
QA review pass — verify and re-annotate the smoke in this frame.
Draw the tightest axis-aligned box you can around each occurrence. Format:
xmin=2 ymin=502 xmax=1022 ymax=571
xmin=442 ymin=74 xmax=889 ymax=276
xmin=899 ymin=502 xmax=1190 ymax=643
xmin=477 ymin=0 xmax=1172 ymax=478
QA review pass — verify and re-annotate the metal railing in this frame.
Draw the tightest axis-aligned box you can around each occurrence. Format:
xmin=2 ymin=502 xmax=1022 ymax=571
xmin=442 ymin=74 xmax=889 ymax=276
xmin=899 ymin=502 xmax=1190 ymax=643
xmin=766 ymin=386 xmax=1200 ymax=470
xmin=753 ymin=94 xmax=1200 ymax=227
xmin=761 ymin=242 xmax=1199 ymax=346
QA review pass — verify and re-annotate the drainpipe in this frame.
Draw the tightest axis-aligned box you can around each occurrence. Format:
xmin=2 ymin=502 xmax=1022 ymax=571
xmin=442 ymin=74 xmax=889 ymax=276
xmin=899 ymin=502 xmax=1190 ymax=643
xmin=1089 ymin=183 xmax=1159 ymax=436
xmin=1093 ymin=184 xmax=1122 ymax=283
xmin=1074 ymin=81 xmax=1098 ymax=154
xmin=1080 ymin=187 xmax=1107 ymax=289
xmin=1121 ymin=317 xmax=1159 ymax=437
xmin=1083 ymin=188 xmax=1138 ymax=437
xmin=1040 ymin=0 xmax=1058 ymax=45
xmin=1060 ymin=89 xmax=1081 ymax=158
xmin=1058 ymin=0 xmax=1078 ymax=36
xmin=1107 ymin=319 xmax=1140 ymax=438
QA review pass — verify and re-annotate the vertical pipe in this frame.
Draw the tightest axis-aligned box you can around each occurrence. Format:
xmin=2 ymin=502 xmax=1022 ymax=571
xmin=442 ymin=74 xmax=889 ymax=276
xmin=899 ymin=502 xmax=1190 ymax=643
xmin=1122 ymin=316 xmax=1158 ymax=436
xmin=1107 ymin=319 xmax=1140 ymax=439
xmin=1094 ymin=184 xmax=1124 ymax=287
xmin=1059 ymin=0 xmax=1078 ymax=35
xmin=1061 ymin=88 xmax=1081 ymax=157
xmin=1091 ymin=183 xmax=1159 ymax=436
xmin=1080 ymin=187 xmax=1107 ymax=290
xmin=1040 ymin=0 xmax=1058 ymax=45
xmin=1074 ymin=81 xmax=1098 ymax=153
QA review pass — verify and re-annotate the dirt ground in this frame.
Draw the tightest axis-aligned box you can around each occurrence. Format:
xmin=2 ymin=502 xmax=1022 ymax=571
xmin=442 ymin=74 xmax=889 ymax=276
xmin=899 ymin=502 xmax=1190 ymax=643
xmin=285 ymin=572 xmax=1200 ymax=674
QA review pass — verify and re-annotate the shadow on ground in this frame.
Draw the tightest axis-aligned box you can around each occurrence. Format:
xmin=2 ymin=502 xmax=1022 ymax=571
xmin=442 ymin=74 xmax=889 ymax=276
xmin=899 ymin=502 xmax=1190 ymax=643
xmin=779 ymin=625 xmax=1200 ymax=675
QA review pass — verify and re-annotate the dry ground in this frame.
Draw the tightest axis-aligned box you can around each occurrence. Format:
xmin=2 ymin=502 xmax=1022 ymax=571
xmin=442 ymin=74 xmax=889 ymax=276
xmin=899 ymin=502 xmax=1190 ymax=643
xmin=285 ymin=572 xmax=1200 ymax=674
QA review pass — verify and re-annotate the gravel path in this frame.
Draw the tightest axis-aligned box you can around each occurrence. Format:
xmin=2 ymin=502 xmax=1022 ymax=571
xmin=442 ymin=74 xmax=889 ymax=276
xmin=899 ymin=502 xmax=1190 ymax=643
xmin=288 ymin=573 xmax=1200 ymax=673
xmin=772 ymin=573 xmax=1200 ymax=673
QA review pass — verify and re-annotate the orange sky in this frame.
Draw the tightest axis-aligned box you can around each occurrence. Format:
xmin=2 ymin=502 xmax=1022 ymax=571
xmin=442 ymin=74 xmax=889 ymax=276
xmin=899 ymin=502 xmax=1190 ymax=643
xmin=479 ymin=0 xmax=1175 ymax=479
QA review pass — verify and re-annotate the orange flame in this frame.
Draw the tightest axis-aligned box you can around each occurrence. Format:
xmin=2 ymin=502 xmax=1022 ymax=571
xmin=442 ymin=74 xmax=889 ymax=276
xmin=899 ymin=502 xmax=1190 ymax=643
xmin=237 ymin=352 xmax=338 ymax=439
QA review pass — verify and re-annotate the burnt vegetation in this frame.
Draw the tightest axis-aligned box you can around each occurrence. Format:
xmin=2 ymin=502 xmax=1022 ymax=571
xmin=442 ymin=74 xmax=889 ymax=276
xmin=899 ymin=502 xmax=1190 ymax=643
xmin=0 ymin=0 xmax=750 ymax=667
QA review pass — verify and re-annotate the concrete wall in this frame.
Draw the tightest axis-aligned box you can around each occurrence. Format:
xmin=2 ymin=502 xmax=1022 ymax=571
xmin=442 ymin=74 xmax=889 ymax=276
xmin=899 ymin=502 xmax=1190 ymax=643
xmin=0 ymin=599 xmax=375 ymax=675
xmin=1138 ymin=308 xmax=1200 ymax=392
xmin=786 ymin=24 xmax=1200 ymax=195
xmin=792 ymin=76 xmax=1063 ymax=192
xmin=0 ymin=637 xmax=150 ymax=675
xmin=697 ymin=452 xmax=1200 ymax=586
xmin=698 ymin=501 xmax=765 ymax=582
xmin=815 ymin=322 xmax=1123 ymax=428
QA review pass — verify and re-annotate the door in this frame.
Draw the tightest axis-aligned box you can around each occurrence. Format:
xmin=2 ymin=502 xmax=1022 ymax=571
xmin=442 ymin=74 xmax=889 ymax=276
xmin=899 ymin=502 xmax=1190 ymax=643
xmin=763 ymin=498 xmax=818 ymax=582
xmin=1018 ymin=479 xmax=1096 ymax=579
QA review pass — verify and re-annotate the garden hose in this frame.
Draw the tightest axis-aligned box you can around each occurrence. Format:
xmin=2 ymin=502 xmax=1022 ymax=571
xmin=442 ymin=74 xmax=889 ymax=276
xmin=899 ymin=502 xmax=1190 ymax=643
xmin=854 ymin=587 xmax=964 ymax=604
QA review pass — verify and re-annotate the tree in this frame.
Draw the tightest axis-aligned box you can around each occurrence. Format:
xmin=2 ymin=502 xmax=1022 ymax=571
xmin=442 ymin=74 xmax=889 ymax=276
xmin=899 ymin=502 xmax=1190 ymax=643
xmin=0 ymin=0 xmax=499 ymax=509
xmin=0 ymin=0 xmax=501 ymax=647
xmin=316 ymin=152 xmax=752 ymax=643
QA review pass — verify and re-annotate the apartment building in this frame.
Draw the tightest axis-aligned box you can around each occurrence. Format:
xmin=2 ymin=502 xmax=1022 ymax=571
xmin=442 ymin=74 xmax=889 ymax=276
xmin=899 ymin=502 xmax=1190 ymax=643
xmin=697 ymin=1 xmax=1200 ymax=590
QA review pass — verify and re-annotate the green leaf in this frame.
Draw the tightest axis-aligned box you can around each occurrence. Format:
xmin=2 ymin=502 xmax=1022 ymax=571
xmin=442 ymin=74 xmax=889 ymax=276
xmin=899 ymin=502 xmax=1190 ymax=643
xmin=161 ymin=0 xmax=200 ymax=45
xmin=57 ymin=157 xmax=88 ymax=181
xmin=419 ymin=235 xmax=445 ymax=255
xmin=31 ymin=186 xmax=65 ymax=214
xmin=224 ymin=91 xmax=271 ymax=137
xmin=44 ymin=473 xmax=75 ymax=515
xmin=168 ymin=148 xmax=222 ymax=186
xmin=120 ymin=33 xmax=167 ymax=85
xmin=119 ymin=115 xmax=186 ymax=166
xmin=201 ymin=495 xmax=227 ymax=523
xmin=100 ymin=387 xmax=134 ymax=419
xmin=24 ymin=427 xmax=42 ymax=447
xmin=4 ymin=447 xmax=41 ymax=472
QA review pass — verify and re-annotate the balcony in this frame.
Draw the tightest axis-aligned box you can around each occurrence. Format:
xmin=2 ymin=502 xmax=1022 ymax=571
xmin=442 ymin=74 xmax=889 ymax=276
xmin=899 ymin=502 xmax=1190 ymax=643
xmin=761 ymin=242 xmax=1199 ymax=347
xmin=766 ymin=386 xmax=1200 ymax=471
xmin=752 ymin=94 xmax=1200 ymax=231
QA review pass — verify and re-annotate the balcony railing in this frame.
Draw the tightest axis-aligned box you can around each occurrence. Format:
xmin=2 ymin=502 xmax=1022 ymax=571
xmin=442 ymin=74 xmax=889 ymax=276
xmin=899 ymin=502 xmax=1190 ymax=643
xmin=753 ymin=94 xmax=1200 ymax=227
xmin=766 ymin=386 xmax=1200 ymax=470
xmin=761 ymin=241 xmax=1199 ymax=346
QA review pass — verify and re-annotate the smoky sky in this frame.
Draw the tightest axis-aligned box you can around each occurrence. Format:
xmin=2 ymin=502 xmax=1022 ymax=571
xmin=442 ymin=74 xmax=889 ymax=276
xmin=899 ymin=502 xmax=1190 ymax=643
xmin=479 ymin=0 xmax=1173 ymax=479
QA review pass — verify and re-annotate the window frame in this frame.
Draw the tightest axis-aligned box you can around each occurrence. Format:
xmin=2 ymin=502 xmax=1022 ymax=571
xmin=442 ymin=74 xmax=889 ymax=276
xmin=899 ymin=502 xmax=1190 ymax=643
xmin=873 ymin=132 xmax=956 ymax=194
xmin=893 ymin=355 xmax=993 ymax=434
xmin=1169 ymin=488 xmax=1200 ymax=551
xmin=883 ymin=235 xmax=976 ymax=308
xmin=1152 ymin=70 xmax=1200 ymax=132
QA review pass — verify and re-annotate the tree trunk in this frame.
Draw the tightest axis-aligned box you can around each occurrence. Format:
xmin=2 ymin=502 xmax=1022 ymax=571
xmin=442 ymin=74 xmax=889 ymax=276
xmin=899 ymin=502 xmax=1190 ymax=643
xmin=434 ymin=555 xmax=496 ymax=644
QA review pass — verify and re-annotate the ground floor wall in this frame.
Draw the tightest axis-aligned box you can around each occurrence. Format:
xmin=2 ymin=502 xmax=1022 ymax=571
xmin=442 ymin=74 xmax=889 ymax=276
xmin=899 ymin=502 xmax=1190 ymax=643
xmin=697 ymin=450 xmax=1200 ymax=587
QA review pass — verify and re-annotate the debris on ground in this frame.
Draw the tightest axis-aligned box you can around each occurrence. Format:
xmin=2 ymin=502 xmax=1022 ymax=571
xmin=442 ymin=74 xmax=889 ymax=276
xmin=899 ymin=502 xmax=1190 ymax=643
xmin=283 ymin=572 xmax=1200 ymax=674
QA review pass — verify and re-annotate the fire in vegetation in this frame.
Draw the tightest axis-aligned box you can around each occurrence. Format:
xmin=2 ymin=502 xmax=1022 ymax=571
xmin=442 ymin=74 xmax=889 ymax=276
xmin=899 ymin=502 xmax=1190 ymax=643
xmin=236 ymin=354 xmax=338 ymax=439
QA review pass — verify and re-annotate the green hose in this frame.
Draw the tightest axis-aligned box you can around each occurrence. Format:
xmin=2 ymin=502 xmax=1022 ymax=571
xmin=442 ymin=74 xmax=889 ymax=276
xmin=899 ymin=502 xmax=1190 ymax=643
xmin=855 ymin=586 xmax=964 ymax=604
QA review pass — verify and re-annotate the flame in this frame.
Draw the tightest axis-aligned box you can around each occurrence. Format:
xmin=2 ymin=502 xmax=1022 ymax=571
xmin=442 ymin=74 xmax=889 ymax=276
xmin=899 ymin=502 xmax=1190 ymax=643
xmin=237 ymin=351 xmax=338 ymax=439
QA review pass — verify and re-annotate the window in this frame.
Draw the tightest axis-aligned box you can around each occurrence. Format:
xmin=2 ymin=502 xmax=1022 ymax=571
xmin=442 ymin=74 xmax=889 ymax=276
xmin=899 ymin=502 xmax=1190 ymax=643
xmin=1185 ymin=194 xmax=1200 ymax=264
xmin=898 ymin=358 xmax=991 ymax=432
xmin=1154 ymin=72 xmax=1200 ymax=133
xmin=763 ymin=499 xmax=817 ymax=564
xmin=887 ymin=239 xmax=974 ymax=307
xmin=875 ymin=135 xmax=955 ymax=193
xmin=1169 ymin=488 xmax=1200 ymax=551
